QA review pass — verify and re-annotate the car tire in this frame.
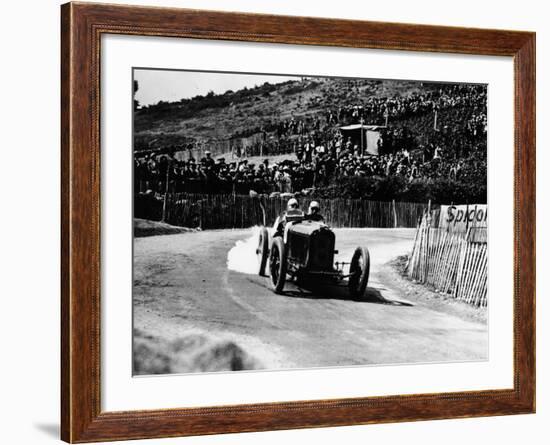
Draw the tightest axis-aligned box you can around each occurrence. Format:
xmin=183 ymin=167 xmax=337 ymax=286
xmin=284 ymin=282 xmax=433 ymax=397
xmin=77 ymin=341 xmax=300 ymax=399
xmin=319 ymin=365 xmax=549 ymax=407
xmin=257 ymin=227 xmax=269 ymax=276
xmin=269 ymin=237 xmax=287 ymax=294
xmin=348 ymin=246 xmax=370 ymax=298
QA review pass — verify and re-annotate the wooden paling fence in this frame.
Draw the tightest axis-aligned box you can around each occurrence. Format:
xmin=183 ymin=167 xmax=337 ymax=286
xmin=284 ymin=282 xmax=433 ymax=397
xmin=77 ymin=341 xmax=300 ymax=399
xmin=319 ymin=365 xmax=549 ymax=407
xmin=161 ymin=193 xmax=427 ymax=230
xmin=406 ymin=216 xmax=487 ymax=307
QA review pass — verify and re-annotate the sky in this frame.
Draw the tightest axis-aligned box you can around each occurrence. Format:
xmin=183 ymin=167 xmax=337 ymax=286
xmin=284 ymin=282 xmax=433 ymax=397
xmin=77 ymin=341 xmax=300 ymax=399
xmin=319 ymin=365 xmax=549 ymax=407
xmin=133 ymin=69 xmax=299 ymax=106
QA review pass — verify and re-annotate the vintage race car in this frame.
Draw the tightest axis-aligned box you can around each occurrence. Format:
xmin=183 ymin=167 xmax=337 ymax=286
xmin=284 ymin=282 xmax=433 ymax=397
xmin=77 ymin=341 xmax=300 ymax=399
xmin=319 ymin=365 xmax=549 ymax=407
xmin=256 ymin=212 xmax=370 ymax=297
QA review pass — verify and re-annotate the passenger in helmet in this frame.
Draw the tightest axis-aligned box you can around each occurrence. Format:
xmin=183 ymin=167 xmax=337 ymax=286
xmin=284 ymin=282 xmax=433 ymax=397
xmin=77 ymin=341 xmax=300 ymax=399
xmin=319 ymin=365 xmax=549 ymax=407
xmin=305 ymin=201 xmax=324 ymax=222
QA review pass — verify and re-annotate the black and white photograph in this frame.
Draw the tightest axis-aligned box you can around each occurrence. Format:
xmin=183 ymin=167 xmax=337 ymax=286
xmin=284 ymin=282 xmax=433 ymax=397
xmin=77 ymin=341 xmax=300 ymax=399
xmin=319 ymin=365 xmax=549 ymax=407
xmin=2 ymin=0 xmax=545 ymax=443
xmin=132 ymin=68 xmax=488 ymax=376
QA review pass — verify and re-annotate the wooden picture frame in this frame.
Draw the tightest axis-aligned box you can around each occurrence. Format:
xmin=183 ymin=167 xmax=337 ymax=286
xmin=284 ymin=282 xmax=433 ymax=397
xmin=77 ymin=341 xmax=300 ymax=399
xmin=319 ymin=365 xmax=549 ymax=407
xmin=61 ymin=2 xmax=535 ymax=442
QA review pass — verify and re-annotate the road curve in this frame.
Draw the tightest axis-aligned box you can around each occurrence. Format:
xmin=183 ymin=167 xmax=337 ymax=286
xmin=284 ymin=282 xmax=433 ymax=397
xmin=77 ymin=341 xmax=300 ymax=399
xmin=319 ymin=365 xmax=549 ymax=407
xmin=133 ymin=228 xmax=488 ymax=371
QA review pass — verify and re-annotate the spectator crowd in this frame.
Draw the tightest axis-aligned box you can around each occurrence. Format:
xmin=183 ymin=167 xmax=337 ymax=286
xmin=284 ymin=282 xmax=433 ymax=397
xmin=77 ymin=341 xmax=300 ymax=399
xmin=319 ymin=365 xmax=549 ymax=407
xmin=135 ymin=84 xmax=487 ymax=197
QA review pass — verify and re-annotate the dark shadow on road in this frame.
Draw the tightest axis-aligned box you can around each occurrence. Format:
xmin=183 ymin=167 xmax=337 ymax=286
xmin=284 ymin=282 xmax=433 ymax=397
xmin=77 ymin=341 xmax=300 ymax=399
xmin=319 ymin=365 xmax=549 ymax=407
xmin=278 ymin=281 xmax=414 ymax=306
xmin=364 ymin=287 xmax=414 ymax=306
xmin=248 ymin=273 xmax=414 ymax=306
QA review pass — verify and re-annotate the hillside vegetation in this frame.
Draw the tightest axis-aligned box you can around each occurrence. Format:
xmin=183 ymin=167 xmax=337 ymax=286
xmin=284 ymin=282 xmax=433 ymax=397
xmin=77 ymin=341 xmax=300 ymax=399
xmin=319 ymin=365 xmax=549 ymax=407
xmin=134 ymin=77 xmax=442 ymax=149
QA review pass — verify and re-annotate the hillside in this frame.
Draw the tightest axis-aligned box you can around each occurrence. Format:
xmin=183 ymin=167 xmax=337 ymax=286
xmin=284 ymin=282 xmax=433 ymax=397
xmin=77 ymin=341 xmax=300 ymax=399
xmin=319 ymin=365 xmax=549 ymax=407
xmin=133 ymin=77 xmax=442 ymax=151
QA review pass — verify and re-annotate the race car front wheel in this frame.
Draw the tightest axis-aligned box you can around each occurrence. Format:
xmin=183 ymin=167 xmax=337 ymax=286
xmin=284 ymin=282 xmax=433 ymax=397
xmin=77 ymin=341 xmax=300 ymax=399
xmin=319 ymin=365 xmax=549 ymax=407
xmin=269 ymin=237 xmax=287 ymax=294
xmin=348 ymin=246 xmax=370 ymax=298
xmin=257 ymin=227 xmax=269 ymax=276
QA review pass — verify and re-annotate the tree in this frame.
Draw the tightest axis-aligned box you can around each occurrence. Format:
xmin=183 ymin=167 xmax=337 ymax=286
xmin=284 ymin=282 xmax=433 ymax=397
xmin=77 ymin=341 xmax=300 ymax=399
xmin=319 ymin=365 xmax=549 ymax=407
xmin=133 ymin=80 xmax=140 ymax=110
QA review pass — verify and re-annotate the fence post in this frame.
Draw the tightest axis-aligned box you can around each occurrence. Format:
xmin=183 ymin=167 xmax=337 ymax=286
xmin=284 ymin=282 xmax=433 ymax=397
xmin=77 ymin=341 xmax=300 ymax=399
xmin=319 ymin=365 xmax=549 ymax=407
xmin=199 ymin=199 xmax=203 ymax=229
xmin=161 ymin=159 xmax=172 ymax=222
xmin=392 ymin=199 xmax=397 ymax=228
xmin=259 ymin=199 xmax=266 ymax=226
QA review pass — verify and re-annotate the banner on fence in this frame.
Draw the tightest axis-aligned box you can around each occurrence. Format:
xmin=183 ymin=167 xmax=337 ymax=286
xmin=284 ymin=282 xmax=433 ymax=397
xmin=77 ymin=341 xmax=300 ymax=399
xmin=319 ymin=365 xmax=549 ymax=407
xmin=439 ymin=204 xmax=487 ymax=231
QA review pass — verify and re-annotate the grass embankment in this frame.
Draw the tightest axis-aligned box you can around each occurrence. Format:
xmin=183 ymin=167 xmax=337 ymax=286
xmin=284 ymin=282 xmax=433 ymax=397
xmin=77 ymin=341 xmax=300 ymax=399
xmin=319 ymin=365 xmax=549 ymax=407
xmin=134 ymin=218 xmax=197 ymax=237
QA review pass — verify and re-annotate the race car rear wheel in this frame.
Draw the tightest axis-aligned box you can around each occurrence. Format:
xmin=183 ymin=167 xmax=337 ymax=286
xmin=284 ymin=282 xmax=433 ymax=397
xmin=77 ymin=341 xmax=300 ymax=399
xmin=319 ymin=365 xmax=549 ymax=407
xmin=269 ymin=237 xmax=287 ymax=294
xmin=348 ymin=246 xmax=370 ymax=298
xmin=257 ymin=227 xmax=269 ymax=276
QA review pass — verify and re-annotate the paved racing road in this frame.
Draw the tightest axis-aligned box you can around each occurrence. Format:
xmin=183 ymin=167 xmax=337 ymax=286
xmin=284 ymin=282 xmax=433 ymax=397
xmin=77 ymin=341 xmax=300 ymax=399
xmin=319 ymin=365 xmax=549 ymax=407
xmin=133 ymin=228 xmax=488 ymax=371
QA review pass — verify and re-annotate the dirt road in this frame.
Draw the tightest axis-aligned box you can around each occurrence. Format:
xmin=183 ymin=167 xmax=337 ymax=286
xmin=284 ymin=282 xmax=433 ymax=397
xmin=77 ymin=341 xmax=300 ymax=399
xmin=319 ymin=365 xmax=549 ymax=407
xmin=133 ymin=228 xmax=488 ymax=373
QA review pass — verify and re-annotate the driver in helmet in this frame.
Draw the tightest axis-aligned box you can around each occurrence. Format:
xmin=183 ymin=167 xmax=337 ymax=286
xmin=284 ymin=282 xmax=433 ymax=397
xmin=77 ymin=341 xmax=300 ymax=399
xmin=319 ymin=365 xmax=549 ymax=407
xmin=274 ymin=198 xmax=304 ymax=237
xmin=285 ymin=198 xmax=301 ymax=216
xmin=305 ymin=200 xmax=324 ymax=222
